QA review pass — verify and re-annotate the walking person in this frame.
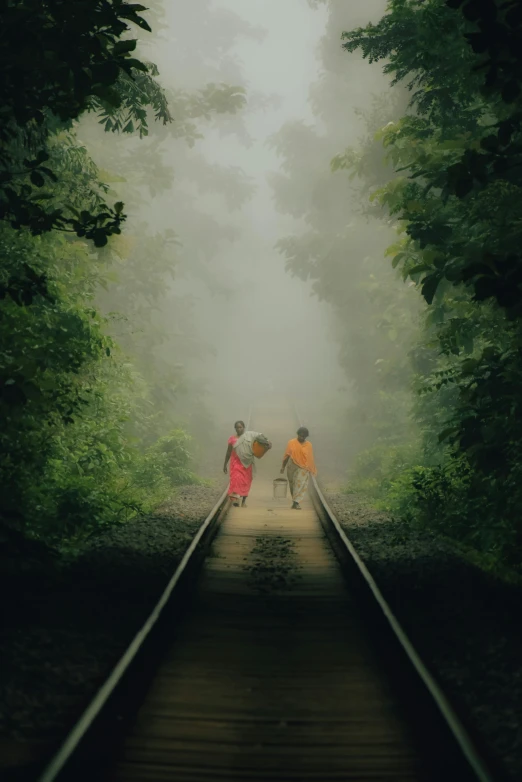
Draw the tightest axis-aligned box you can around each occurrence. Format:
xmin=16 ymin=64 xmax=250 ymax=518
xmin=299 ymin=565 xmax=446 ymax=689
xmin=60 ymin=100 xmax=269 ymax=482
xmin=224 ymin=421 xmax=271 ymax=507
xmin=280 ymin=426 xmax=317 ymax=509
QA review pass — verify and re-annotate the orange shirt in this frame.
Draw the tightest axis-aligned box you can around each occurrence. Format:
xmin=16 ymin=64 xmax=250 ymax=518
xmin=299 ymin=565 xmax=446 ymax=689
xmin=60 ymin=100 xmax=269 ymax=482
xmin=284 ymin=438 xmax=317 ymax=475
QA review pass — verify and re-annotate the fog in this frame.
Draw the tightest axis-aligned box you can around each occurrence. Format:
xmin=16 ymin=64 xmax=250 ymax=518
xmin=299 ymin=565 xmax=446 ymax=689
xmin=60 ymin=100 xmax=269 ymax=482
xmin=78 ymin=0 xmax=393 ymax=475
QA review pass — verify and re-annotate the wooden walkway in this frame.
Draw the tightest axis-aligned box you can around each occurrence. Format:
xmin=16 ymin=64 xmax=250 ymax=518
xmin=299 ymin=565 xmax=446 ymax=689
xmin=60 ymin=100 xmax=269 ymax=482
xmin=103 ymin=477 xmax=426 ymax=781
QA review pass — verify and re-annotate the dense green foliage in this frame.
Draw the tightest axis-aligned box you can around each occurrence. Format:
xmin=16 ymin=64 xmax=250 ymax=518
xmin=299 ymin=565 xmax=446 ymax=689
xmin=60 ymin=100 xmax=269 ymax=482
xmin=0 ymin=0 xmax=171 ymax=245
xmin=275 ymin=0 xmax=522 ymax=571
xmin=0 ymin=1 xmax=250 ymax=541
xmin=343 ymin=0 xmax=522 ymax=316
xmin=339 ymin=0 xmax=522 ymax=569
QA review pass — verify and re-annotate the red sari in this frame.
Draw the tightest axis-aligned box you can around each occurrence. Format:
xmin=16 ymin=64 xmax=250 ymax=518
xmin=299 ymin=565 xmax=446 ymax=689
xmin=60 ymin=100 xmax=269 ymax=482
xmin=228 ymin=435 xmax=253 ymax=498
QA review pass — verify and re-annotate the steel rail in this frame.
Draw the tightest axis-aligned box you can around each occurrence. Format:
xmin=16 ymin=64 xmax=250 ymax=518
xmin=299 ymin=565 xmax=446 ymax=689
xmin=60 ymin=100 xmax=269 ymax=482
xmin=294 ymin=404 xmax=498 ymax=782
xmin=38 ymin=408 xmax=252 ymax=782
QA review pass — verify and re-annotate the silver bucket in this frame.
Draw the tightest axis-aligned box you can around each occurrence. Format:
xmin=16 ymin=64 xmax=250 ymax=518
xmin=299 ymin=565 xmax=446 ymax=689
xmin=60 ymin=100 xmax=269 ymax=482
xmin=273 ymin=478 xmax=288 ymax=499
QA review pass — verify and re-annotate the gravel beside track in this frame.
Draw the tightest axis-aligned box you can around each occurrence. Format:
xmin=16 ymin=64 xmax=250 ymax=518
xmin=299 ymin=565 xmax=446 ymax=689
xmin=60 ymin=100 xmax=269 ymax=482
xmin=324 ymin=488 xmax=522 ymax=782
xmin=0 ymin=484 xmax=223 ymax=775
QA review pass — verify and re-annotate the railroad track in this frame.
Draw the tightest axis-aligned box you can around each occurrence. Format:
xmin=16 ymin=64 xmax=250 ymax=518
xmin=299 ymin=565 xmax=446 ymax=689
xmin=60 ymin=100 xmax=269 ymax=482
xmin=38 ymin=406 xmax=502 ymax=782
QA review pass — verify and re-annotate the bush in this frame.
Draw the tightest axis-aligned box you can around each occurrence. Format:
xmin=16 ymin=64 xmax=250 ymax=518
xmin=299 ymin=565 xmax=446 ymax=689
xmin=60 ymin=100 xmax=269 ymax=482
xmin=386 ymin=455 xmax=522 ymax=571
xmin=130 ymin=429 xmax=198 ymax=510
xmin=17 ymin=427 xmax=198 ymax=544
xmin=346 ymin=441 xmax=421 ymax=500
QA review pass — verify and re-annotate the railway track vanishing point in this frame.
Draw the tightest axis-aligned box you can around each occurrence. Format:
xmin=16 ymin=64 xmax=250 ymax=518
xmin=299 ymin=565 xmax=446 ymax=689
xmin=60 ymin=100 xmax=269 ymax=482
xmin=38 ymin=406 xmax=501 ymax=782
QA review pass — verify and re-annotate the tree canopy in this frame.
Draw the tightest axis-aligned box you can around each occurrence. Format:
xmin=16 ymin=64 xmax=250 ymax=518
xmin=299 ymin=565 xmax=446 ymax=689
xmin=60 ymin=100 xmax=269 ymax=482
xmin=0 ymin=0 xmax=253 ymax=541
xmin=274 ymin=0 xmax=522 ymax=572
xmin=0 ymin=0 xmax=170 ymax=245
xmin=338 ymin=0 xmax=522 ymax=570
xmin=343 ymin=0 xmax=522 ymax=317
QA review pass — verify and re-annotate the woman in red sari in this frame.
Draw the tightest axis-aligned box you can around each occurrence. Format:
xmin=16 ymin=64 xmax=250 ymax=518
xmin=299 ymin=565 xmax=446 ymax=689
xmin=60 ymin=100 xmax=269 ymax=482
xmin=223 ymin=420 xmax=252 ymax=507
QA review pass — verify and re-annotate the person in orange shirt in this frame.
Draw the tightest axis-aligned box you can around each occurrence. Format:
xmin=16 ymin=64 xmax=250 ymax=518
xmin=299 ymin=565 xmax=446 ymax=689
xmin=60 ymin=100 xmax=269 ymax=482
xmin=280 ymin=426 xmax=317 ymax=509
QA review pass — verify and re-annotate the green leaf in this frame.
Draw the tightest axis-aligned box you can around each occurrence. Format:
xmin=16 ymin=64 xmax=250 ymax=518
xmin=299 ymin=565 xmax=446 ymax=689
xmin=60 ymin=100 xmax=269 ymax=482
xmin=461 ymin=359 xmax=479 ymax=375
xmin=421 ymin=273 xmax=441 ymax=305
xmin=30 ymin=171 xmax=45 ymax=187
xmin=92 ymin=229 xmax=109 ymax=247
xmin=408 ymin=263 xmax=432 ymax=276
xmin=122 ymin=3 xmax=149 ymax=11
xmin=391 ymin=252 xmax=406 ymax=269
xmin=114 ymin=39 xmax=137 ymax=55
xmin=125 ymin=59 xmax=149 ymax=73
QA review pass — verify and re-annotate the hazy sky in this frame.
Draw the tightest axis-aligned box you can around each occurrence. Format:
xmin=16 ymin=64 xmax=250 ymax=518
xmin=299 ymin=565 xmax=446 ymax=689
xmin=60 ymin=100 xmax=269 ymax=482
xmin=170 ymin=0 xmax=344 ymax=418
xmin=88 ymin=1 xmax=390 ymax=428
xmin=200 ymin=0 xmax=326 ymax=229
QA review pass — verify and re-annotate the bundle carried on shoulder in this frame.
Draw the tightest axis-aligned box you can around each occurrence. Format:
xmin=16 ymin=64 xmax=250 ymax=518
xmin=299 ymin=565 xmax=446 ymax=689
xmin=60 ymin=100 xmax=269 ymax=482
xmin=252 ymin=434 xmax=270 ymax=459
xmin=233 ymin=431 xmax=271 ymax=467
